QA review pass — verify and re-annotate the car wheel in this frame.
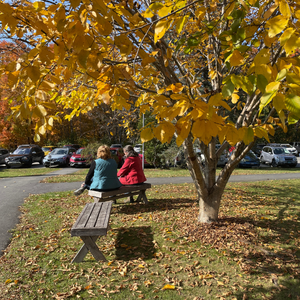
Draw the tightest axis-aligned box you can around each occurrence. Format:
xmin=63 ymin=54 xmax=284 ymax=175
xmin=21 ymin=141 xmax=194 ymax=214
xmin=39 ymin=158 xmax=43 ymax=165
xmin=271 ymin=159 xmax=278 ymax=167
xmin=6 ymin=164 xmax=11 ymax=169
xmin=65 ymin=159 xmax=70 ymax=167
xmin=27 ymin=160 xmax=32 ymax=168
xmin=260 ymin=156 xmax=264 ymax=164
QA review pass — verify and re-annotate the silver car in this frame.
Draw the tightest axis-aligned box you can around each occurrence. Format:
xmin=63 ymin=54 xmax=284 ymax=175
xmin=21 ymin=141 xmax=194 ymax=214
xmin=260 ymin=146 xmax=297 ymax=167
xmin=43 ymin=147 xmax=76 ymax=167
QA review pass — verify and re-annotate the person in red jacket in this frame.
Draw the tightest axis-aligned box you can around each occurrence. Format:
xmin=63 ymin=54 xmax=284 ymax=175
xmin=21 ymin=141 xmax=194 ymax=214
xmin=117 ymin=145 xmax=147 ymax=202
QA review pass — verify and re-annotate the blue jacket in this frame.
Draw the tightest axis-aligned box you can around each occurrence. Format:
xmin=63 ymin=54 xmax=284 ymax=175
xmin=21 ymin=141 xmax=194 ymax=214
xmin=90 ymin=158 xmax=121 ymax=190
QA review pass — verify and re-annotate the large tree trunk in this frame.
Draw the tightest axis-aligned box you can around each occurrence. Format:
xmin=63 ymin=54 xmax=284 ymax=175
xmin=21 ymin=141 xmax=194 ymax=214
xmin=198 ymin=188 xmax=223 ymax=223
xmin=183 ymin=136 xmax=251 ymax=223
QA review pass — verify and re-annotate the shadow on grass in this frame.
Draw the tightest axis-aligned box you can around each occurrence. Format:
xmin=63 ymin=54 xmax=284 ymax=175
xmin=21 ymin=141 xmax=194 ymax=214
xmin=233 ymin=277 xmax=300 ymax=300
xmin=114 ymin=198 xmax=196 ymax=215
xmin=114 ymin=226 xmax=156 ymax=261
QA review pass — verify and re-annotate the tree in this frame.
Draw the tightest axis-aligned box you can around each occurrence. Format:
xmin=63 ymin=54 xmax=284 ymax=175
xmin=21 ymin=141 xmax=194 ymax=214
xmin=1 ymin=0 xmax=300 ymax=222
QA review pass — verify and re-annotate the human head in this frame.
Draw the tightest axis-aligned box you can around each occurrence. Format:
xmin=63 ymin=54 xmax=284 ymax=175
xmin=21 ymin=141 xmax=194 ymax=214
xmin=97 ymin=145 xmax=111 ymax=160
xmin=123 ymin=145 xmax=138 ymax=157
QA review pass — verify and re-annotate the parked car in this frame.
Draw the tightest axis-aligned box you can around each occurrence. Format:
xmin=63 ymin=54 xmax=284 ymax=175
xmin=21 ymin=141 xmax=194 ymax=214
xmin=0 ymin=148 xmax=10 ymax=165
xmin=252 ymin=143 xmax=266 ymax=157
xmin=110 ymin=147 xmax=124 ymax=168
xmin=70 ymin=148 xmax=91 ymax=167
xmin=215 ymin=144 xmax=229 ymax=167
xmin=110 ymin=144 xmax=123 ymax=149
xmin=134 ymin=144 xmax=142 ymax=153
xmin=292 ymin=142 xmax=300 ymax=156
xmin=63 ymin=144 xmax=81 ymax=150
xmin=5 ymin=145 xmax=44 ymax=168
xmin=43 ymin=147 xmax=76 ymax=167
xmin=42 ymin=146 xmax=56 ymax=156
xmin=260 ymin=146 xmax=297 ymax=167
xmin=238 ymin=150 xmax=260 ymax=168
xmin=280 ymin=144 xmax=297 ymax=156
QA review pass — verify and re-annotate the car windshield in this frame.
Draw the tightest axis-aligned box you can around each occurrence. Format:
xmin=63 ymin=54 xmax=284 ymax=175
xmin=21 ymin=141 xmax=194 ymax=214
xmin=245 ymin=151 xmax=257 ymax=159
xmin=51 ymin=149 xmax=68 ymax=155
xmin=273 ymin=148 xmax=289 ymax=155
xmin=76 ymin=148 xmax=84 ymax=154
xmin=42 ymin=147 xmax=52 ymax=151
xmin=13 ymin=148 xmax=30 ymax=155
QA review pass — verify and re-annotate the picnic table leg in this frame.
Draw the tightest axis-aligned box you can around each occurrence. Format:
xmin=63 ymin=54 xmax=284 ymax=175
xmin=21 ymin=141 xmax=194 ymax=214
xmin=81 ymin=236 xmax=107 ymax=262
xmin=136 ymin=190 xmax=148 ymax=204
xmin=71 ymin=236 xmax=98 ymax=263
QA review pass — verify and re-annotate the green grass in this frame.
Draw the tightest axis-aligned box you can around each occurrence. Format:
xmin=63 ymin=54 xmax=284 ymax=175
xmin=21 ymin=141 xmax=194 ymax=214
xmin=40 ymin=166 xmax=300 ymax=183
xmin=0 ymin=166 xmax=60 ymax=178
xmin=0 ymin=180 xmax=299 ymax=299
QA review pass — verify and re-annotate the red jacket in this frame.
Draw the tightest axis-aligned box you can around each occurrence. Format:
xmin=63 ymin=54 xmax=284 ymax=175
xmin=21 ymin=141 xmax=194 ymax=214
xmin=117 ymin=156 xmax=146 ymax=185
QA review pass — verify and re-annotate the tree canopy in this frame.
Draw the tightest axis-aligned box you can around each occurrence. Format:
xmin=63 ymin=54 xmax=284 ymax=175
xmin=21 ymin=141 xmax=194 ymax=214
xmin=1 ymin=0 xmax=300 ymax=222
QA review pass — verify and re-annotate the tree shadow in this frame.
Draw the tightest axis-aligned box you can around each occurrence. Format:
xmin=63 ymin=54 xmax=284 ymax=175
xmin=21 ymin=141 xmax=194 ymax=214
xmin=232 ymin=277 xmax=300 ymax=300
xmin=114 ymin=226 xmax=156 ymax=261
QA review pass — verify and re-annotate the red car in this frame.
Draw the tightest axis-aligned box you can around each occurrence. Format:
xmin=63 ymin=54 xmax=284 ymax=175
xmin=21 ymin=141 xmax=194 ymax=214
xmin=70 ymin=148 xmax=90 ymax=167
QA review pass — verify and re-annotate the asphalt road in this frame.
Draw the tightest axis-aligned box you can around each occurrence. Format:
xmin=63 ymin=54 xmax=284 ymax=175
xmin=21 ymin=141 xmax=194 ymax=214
xmin=1 ymin=161 xmax=300 ymax=255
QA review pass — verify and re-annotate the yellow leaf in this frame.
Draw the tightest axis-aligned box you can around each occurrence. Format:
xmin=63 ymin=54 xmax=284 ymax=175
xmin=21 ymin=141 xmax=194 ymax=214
xmin=34 ymin=133 xmax=41 ymax=142
xmin=141 ymin=56 xmax=156 ymax=67
xmin=266 ymin=15 xmax=289 ymax=38
xmin=27 ymin=66 xmax=41 ymax=83
xmin=265 ymin=82 xmax=280 ymax=93
xmin=229 ymin=50 xmax=244 ymax=67
xmin=153 ymin=122 xmax=175 ymax=143
xmin=279 ymin=0 xmax=291 ymax=18
xmin=5 ymin=279 xmax=12 ymax=284
xmin=154 ymin=19 xmax=171 ymax=43
xmin=157 ymin=5 xmax=172 ymax=17
xmin=176 ymin=15 xmax=189 ymax=34
xmin=232 ymin=93 xmax=239 ymax=104
xmin=162 ymin=284 xmax=176 ymax=290
xmin=198 ymin=274 xmax=214 ymax=280
xmin=223 ymin=1 xmax=235 ymax=19
xmin=37 ymin=104 xmax=47 ymax=116
xmin=141 ymin=128 xmax=154 ymax=142
xmin=279 ymin=28 xmax=295 ymax=46
xmin=39 ymin=125 xmax=47 ymax=135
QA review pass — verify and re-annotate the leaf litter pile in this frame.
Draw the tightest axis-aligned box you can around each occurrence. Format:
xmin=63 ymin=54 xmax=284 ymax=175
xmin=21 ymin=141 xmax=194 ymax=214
xmin=0 ymin=181 xmax=299 ymax=300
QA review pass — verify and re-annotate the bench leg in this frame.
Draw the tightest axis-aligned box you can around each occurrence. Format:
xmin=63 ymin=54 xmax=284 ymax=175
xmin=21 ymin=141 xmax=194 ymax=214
xmin=136 ymin=190 xmax=148 ymax=204
xmin=71 ymin=236 xmax=107 ymax=263
xmin=81 ymin=236 xmax=107 ymax=262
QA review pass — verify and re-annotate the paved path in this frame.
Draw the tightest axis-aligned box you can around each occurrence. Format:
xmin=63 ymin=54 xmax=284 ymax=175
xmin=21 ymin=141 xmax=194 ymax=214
xmin=2 ymin=166 xmax=300 ymax=255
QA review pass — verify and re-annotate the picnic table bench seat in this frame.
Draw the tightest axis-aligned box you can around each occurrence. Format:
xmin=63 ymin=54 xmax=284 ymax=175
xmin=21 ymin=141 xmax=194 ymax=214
xmin=88 ymin=183 xmax=151 ymax=204
xmin=70 ymin=201 xmax=112 ymax=263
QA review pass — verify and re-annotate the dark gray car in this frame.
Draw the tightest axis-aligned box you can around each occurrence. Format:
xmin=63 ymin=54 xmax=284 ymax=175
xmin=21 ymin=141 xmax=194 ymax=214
xmin=0 ymin=148 xmax=10 ymax=165
xmin=5 ymin=145 xmax=44 ymax=168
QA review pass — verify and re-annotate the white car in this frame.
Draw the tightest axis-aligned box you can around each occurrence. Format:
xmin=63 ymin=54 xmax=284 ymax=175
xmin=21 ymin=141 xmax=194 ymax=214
xmin=134 ymin=144 xmax=142 ymax=153
xmin=260 ymin=146 xmax=297 ymax=167
xmin=280 ymin=144 xmax=297 ymax=156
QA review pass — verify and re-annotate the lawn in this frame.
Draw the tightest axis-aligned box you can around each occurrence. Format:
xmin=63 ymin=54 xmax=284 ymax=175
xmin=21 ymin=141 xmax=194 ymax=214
xmin=0 ymin=166 xmax=60 ymax=178
xmin=0 ymin=180 xmax=299 ymax=299
xmin=40 ymin=166 xmax=300 ymax=183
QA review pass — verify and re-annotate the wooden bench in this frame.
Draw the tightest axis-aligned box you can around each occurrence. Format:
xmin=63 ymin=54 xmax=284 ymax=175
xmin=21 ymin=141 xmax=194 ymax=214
xmin=88 ymin=183 xmax=151 ymax=204
xmin=70 ymin=201 xmax=112 ymax=263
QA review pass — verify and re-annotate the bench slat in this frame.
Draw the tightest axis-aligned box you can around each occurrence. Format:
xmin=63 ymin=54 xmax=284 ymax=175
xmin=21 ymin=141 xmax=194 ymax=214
xmin=71 ymin=202 xmax=112 ymax=237
xmin=88 ymin=183 xmax=151 ymax=198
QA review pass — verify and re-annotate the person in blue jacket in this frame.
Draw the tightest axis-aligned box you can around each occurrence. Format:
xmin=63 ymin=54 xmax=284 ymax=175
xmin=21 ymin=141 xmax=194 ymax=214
xmin=74 ymin=144 xmax=121 ymax=196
